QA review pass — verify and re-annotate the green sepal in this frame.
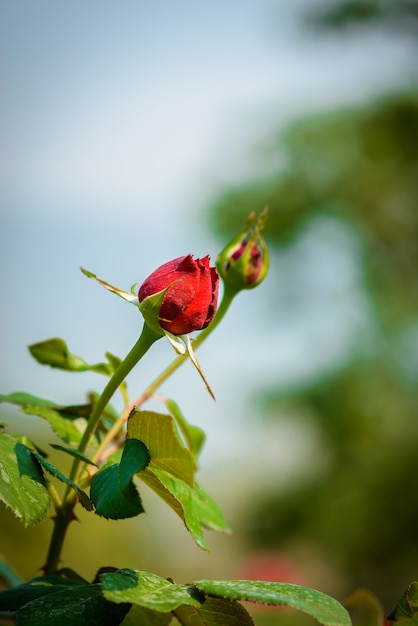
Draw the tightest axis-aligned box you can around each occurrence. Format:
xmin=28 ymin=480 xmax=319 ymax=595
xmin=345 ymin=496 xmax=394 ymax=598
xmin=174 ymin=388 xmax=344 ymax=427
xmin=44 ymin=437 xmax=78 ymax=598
xmin=81 ymin=266 xmax=139 ymax=306
xmin=193 ymin=580 xmax=351 ymax=626
xmin=138 ymin=285 xmax=176 ymax=337
xmin=90 ymin=439 xmax=149 ymax=519
xmin=169 ymin=334 xmax=215 ymax=400
xmin=31 ymin=451 xmax=93 ymax=511
xmin=0 ymin=433 xmax=50 ymax=525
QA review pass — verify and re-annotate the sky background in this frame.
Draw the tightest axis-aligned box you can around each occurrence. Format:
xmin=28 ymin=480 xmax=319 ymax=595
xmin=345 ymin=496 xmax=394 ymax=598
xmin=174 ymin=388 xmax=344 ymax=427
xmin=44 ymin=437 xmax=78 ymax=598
xmin=1 ymin=0 xmax=415 ymax=472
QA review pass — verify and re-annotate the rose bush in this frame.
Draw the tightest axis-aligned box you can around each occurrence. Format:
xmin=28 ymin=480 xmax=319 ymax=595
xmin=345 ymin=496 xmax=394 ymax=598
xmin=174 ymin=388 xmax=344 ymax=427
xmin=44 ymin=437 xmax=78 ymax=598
xmin=0 ymin=212 xmax=357 ymax=626
xmin=138 ymin=254 xmax=219 ymax=335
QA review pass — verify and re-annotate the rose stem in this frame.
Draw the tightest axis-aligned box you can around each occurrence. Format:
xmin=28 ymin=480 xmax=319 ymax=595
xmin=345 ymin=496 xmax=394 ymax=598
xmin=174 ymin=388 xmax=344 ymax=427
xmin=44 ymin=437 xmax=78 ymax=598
xmin=92 ymin=285 xmax=238 ymax=465
xmin=44 ymin=322 xmax=160 ymax=575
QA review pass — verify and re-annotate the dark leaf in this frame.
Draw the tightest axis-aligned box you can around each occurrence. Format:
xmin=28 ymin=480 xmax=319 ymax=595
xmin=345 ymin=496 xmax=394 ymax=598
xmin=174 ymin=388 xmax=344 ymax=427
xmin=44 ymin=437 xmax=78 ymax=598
xmin=90 ymin=440 xmax=149 ymax=519
xmin=31 ymin=451 xmax=93 ymax=511
xmin=15 ymin=583 xmax=130 ymax=626
xmin=50 ymin=444 xmax=99 ymax=467
xmin=0 ymin=576 xmax=84 ymax=612
xmin=90 ymin=464 xmax=144 ymax=519
xmin=120 ymin=438 xmax=150 ymax=492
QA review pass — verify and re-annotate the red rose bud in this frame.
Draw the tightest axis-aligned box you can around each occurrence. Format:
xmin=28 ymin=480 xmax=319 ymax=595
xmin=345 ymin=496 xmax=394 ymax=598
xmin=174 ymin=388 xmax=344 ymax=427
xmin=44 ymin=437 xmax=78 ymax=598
xmin=138 ymin=254 xmax=219 ymax=336
xmin=216 ymin=208 xmax=269 ymax=291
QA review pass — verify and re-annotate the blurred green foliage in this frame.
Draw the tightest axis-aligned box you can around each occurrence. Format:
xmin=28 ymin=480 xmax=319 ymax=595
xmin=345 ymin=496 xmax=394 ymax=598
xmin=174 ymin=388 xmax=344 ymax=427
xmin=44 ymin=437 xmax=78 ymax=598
xmin=208 ymin=85 xmax=418 ymax=608
xmin=211 ymin=92 xmax=418 ymax=331
xmin=307 ymin=0 xmax=418 ymax=33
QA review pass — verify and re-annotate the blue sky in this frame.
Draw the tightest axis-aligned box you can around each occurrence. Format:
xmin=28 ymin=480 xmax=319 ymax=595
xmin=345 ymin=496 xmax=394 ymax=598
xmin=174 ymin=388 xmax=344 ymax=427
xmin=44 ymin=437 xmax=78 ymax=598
xmin=1 ymin=0 xmax=414 ymax=467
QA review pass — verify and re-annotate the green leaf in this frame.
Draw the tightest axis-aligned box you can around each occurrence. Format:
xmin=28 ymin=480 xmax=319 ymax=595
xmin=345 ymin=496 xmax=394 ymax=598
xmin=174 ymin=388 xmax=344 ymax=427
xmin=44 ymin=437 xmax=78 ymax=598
xmin=173 ymin=595 xmax=255 ymax=625
xmin=192 ymin=482 xmax=230 ymax=533
xmin=22 ymin=405 xmax=85 ymax=446
xmin=127 ymin=410 xmax=196 ymax=485
xmin=105 ymin=351 xmax=123 ymax=371
xmin=164 ymin=399 xmax=206 ymax=459
xmin=193 ymin=580 xmax=351 ymax=626
xmin=344 ymin=588 xmax=383 ymax=626
xmin=0 ymin=391 xmax=56 ymax=408
xmin=121 ymin=604 xmax=172 ymax=625
xmin=0 ymin=433 xmax=50 ymax=525
xmin=139 ymin=468 xmax=184 ymax=521
xmin=14 ymin=583 xmax=130 ymax=626
xmin=28 ymin=338 xmax=92 ymax=371
xmin=56 ymin=403 xmax=93 ymax=420
xmin=388 ymin=582 xmax=418 ymax=623
xmin=138 ymin=468 xmax=229 ymax=550
xmin=88 ymin=391 xmax=119 ymax=423
xmin=0 ymin=393 xmax=89 ymax=445
xmin=27 ymin=337 xmax=122 ymax=376
xmin=0 ymin=576 xmax=85 ymax=611
xmin=31 ymin=451 xmax=93 ymax=511
xmin=95 ymin=351 xmax=127 ymax=379
xmin=101 ymin=568 xmax=201 ymax=612
xmin=50 ymin=444 xmax=99 ymax=467
xmin=90 ymin=440 xmax=149 ymax=519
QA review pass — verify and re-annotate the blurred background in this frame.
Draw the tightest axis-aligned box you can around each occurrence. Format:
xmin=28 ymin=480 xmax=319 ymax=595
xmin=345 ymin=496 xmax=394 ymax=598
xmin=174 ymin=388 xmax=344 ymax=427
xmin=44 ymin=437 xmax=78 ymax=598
xmin=1 ymin=1 xmax=417 ymax=623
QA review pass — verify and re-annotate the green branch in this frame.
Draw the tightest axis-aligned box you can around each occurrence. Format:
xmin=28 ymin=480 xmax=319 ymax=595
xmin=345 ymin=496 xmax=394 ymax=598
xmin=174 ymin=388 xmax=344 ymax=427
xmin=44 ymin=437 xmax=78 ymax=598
xmin=44 ymin=322 xmax=160 ymax=575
